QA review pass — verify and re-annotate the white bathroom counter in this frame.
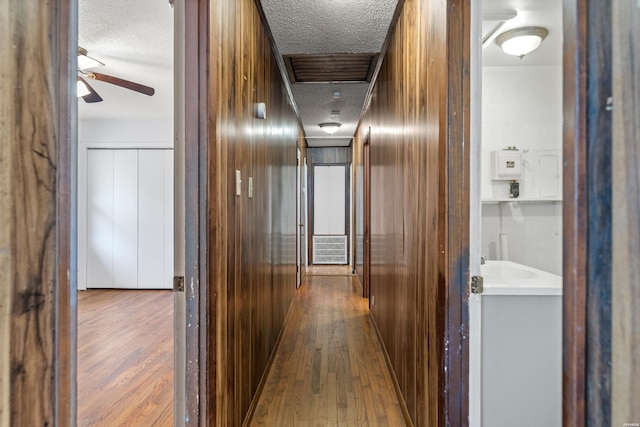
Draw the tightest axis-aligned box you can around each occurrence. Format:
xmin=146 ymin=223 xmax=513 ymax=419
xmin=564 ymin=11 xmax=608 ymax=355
xmin=481 ymin=260 xmax=562 ymax=296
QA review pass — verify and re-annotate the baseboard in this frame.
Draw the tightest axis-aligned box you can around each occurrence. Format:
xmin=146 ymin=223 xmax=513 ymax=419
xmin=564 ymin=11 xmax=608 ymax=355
xmin=369 ymin=312 xmax=415 ymax=427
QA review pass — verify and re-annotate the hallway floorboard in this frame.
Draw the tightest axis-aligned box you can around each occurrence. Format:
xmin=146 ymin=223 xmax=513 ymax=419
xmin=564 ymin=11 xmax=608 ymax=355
xmin=249 ymin=273 xmax=406 ymax=426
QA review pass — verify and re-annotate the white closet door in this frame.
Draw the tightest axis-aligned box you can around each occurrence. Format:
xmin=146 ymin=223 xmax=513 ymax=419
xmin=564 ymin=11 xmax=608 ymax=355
xmin=113 ymin=150 xmax=139 ymax=288
xmin=314 ymin=165 xmax=345 ymax=235
xmin=163 ymin=150 xmax=174 ymax=288
xmin=138 ymin=150 xmax=172 ymax=289
xmin=87 ymin=149 xmax=115 ymax=288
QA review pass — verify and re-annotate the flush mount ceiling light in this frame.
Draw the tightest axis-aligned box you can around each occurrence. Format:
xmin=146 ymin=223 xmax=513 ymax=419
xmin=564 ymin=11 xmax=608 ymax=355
xmin=319 ymin=122 xmax=341 ymax=135
xmin=495 ymin=26 xmax=548 ymax=58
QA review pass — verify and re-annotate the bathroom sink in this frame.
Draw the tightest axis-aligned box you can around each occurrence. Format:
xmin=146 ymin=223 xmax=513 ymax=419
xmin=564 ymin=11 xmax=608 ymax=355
xmin=481 ymin=265 xmax=539 ymax=280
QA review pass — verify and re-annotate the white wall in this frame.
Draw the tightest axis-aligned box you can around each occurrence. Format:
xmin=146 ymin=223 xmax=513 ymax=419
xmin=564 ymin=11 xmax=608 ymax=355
xmin=481 ymin=66 xmax=562 ymax=274
xmin=78 ymin=118 xmax=174 ymax=289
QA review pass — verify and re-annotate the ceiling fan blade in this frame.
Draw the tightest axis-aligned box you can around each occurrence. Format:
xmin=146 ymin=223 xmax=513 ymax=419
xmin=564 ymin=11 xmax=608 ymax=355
xmin=90 ymin=72 xmax=155 ymax=96
xmin=79 ymin=77 xmax=103 ymax=103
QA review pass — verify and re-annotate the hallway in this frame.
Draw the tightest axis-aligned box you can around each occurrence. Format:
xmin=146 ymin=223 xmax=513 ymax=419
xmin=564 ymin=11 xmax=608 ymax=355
xmin=249 ymin=269 xmax=406 ymax=426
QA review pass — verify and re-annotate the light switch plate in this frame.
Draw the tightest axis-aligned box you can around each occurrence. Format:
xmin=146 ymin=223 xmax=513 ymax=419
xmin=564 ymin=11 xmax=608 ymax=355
xmin=248 ymin=177 xmax=253 ymax=199
xmin=235 ymin=170 xmax=242 ymax=196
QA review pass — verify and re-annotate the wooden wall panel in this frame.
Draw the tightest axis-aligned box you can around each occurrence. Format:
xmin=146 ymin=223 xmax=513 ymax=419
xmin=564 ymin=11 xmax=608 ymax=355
xmin=355 ymin=0 xmax=470 ymax=424
xmin=612 ymin=0 xmax=640 ymax=424
xmin=209 ymin=0 xmax=301 ymax=424
xmin=0 ymin=0 xmax=75 ymax=425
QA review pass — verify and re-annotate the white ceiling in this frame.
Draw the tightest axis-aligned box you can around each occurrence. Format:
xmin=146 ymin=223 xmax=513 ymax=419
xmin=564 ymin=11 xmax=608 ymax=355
xmin=482 ymin=0 xmax=562 ymax=66
xmin=78 ymin=0 xmax=174 ymax=120
xmin=78 ymin=0 xmax=561 ymax=144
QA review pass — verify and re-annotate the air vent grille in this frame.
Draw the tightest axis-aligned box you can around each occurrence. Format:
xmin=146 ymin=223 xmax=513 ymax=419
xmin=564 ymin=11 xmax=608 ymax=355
xmin=313 ymin=235 xmax=348 ymax=265
xmin=284 ymin=54 xmax=378 ymax=83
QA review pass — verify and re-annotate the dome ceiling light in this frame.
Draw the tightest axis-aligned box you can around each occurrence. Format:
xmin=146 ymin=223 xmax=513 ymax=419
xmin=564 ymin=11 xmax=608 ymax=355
xmin=319 ymin=122 xmax=341 ymax=135
xmin=495 ymin=26 xmax=549 ymax=58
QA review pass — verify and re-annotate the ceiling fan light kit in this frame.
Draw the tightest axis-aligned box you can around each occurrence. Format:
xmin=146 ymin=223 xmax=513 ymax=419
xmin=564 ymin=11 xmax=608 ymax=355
xmin=77 ymin=78 xmax=92 ymax=98
xmin=495 ymin=26 xmax=548 ymax=58
xmin=77 ymin=46 xmax=155 ymax=103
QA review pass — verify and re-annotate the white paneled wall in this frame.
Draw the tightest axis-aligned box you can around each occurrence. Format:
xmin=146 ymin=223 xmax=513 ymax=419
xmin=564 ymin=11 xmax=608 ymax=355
xmin=83 ymin=149 xmax=173 ymax=289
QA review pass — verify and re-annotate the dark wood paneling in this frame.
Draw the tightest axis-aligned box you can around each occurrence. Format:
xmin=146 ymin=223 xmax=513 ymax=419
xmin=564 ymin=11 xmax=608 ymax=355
xmin=612 ymin=0 xmax=640 ymax=423
xmin=209 ymin=0 xmax=301 ymax=424
xmin=563 ymin=0 xmax=614 ymax=425
xmin=355 ymin=0 xmax=469 ymax=424
xmin=562 ymin=0 xmax=588 ymax=424
xmin=0 ymin=0 xmax=75 ymax=425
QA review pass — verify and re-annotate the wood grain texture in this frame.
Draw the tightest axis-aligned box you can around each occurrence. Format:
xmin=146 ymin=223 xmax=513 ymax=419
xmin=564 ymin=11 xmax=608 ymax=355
xmin=562 ymin=0 xmax=588 ymax=424
xmin=77 ymin=290 xmax=173 ymax=427
xmin=563 ymin=1 xmax=616 ymax=425
xmin=585 ymin=0 xmax=613 ymax=423
xmin=0 ymin=0 xmax=74 ymax=425
xmin=248 ymin=274 xmax=406 ymax=426
xmin=183 ymin=0 xmax=210 ymax=423
xmin=209 ymin=0 xmax=301 ymax=424
xmin=612 ymin=0 xmax=640 ymax=424
xmin=354 ymin=0 xmax=470 ymax=424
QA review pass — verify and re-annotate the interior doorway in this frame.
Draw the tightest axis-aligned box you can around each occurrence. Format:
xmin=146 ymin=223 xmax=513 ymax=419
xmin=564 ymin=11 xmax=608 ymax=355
xmin=75 ymin=0 xmax=181 ymax=425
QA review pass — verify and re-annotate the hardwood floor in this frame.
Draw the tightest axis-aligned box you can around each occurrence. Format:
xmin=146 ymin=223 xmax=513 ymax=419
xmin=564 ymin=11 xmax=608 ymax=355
xmin=77 ymin=290 xmax=173 ymax=427
xmin=249 ymin=275 xmax=406 ymax=426
xmin=306 ymin=265 xmax=353 ymax=276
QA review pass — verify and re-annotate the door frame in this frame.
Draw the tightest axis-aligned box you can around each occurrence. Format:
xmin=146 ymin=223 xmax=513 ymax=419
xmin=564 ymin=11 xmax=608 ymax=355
xmin=562 ymin=0 xmax=613 ymax=424
xmin=183 ymin=0 xmax=211 ymax=424
xmin=363 ymin=134 xmax=371 ymax=298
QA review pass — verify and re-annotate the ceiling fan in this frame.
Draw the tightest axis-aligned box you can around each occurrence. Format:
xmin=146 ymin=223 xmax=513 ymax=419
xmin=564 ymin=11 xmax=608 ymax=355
xmin=77 ymin=47 xmax=155 ymax=103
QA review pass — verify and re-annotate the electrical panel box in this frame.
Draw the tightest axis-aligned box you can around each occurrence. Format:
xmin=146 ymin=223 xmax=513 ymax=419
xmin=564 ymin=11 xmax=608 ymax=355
xmin=492 ymin=149 xmax=523 ymax=180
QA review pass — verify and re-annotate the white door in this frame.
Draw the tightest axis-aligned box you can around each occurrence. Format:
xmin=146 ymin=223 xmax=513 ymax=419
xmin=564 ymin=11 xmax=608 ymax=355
xmin=314 ymin=165 xmax=346 ymax=235
xmin=85 ymin=148 xmax=173 ymax=289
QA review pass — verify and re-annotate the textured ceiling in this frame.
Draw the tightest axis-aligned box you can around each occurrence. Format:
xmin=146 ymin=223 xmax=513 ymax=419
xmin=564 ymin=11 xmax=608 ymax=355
xmin=260 ymin=0 xmax=398 ymax=55
xmin=78 ymin=0 xmax=174 ymax=120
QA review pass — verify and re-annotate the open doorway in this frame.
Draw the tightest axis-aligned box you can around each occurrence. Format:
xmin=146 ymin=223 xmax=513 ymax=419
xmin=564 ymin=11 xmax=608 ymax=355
xmin=470 ymin=0 xmax=564 ymax=425
xmin=76 ymin=0 xmax=177 ymax=424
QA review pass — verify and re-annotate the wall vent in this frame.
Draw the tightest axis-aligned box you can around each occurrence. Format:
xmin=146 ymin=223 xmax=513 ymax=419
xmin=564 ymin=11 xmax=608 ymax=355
xmin=284 ymin=54 xmax=378 ymax=83
xmin=313 ymin=235 xmax=348 ymax=265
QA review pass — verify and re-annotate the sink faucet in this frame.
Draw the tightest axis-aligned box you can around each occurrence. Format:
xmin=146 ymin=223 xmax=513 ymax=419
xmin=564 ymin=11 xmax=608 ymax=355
xmin=481 ymin=256 xmax=486 ymax=265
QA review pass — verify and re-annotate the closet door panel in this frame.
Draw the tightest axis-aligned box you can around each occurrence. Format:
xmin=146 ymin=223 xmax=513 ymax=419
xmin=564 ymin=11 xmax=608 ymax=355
xmin=138 ymin=149 xmax=170 ymax=289
xmin=86 ymin=149 xmax=114 ymax=288
xmin=163 ymin=150 xmax=174 ymax=287
xmin=113 ymin=150 xmax=139 ymax=288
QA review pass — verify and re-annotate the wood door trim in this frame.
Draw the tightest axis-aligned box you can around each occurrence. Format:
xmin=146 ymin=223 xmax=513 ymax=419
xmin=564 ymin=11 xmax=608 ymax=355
xmin=184 ymin=0 xmax=211 ymax=424
xmin=363 ymin=134 xmax=371 ymax=298
xmin=441 ymin=0 xmax=471 ymax=424
xmin=563 ymin=0 xmax=613 ymax=424
xmin=56 ymin=0 xmax=76 ymax=424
